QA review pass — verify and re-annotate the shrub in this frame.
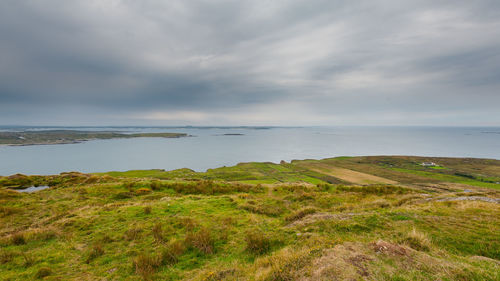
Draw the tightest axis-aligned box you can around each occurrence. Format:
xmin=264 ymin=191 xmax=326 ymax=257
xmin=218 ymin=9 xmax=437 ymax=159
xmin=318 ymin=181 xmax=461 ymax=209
xmin=144 ymin=206 xmax=152 ymax=215
xmin=35 ymin=267 xmax=52 ymax=279
xmin=161 ymin=239 xmax=185 ymax=265
xmin=11 ymin=232 xmax=26 ymax=245
xmin=185 ymin=227 xmax=215 ymax=254
xmin=133 ymin=253 xmax=161 ymax=280
xmin=86 ymin=243 xmax=104 ymax=263
xmin=245 ymin=231 xmax=272 ymax=255
xmin=285 ymin=207 xmax=317 ymax=222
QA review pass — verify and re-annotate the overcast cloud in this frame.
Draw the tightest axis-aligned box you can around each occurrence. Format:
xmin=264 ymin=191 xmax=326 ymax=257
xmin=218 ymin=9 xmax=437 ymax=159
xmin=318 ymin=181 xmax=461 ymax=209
xmin=0 ymin=0 xmax=499 ymax=125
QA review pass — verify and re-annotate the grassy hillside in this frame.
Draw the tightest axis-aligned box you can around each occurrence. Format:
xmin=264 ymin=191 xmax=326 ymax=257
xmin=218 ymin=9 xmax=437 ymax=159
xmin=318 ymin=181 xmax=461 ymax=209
xmin=0 ymin=156 xmax=499 ymax=280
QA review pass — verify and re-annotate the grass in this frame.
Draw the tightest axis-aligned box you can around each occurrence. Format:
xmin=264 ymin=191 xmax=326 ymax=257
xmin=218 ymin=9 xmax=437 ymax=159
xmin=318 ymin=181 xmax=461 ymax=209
xmin=0 ymin=156 xmax=499 ymax=280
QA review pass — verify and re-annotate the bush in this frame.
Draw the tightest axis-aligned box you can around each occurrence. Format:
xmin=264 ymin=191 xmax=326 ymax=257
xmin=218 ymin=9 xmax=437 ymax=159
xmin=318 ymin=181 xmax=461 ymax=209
xmin=245 ymin=231 xmax=272 ymax=255
xmin=35 ymin=267 xmax=52 ymax=279
xmin=185 ymin=227 xmax=215 ymax=254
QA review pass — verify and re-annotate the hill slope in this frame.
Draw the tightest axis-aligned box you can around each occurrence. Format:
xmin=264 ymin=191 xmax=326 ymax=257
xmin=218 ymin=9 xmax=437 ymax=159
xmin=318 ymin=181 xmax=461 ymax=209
xmin=1 ymin=156 xmax=499 ymax=280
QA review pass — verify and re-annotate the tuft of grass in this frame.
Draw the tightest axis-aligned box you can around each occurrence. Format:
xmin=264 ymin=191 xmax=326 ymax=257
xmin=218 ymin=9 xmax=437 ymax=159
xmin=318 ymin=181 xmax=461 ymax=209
xmin=133 ymin=253 xmax=162 ymax=280
xmin=152 ymin=223 xmax=164 ymax=243
xmin=125 ymin=227 xmax=142 ymax=241
xmin=35 ymin=267 xmax=52 ymax=279
xmin=11 ymin=232 xmax=26 ymax=245
xmin=0 ymin=250 xmax=15 ymax=264
xmin=402 ymin=228 xmax=431 ymax=251
xmin=161 ymin=239 xmax=186 ymax=265
xmin=22 ymin=252 xmax=36 ymax=267
xmin=245 ymin=231 xmax=272 ymax=255
xmin=185 ymin=227 xmax=215 ymax=255
xmin=86 ymin=243 xmax=104 ymax=263
xmin=144 ymin=206 xmax=152 ymax=214
xmin=285 ymin=207 xmax=317 ymax=222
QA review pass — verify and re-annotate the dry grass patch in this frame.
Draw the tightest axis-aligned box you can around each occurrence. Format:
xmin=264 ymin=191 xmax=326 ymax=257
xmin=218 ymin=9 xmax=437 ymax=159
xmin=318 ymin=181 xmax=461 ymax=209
xmin=11 ymin=232 xmax=26 ymax=245
xmin=133 ymin=253 xmax=162 ymax=280
xmin=161 ymin=239 xmax=186 ymax=265
xmin=285 ymin=207 xmax=318 ymax=222
xmin=401 ymin=228 xmax=432 ymax=251
xmin=35 ymin=267 xmax=52 ymax=279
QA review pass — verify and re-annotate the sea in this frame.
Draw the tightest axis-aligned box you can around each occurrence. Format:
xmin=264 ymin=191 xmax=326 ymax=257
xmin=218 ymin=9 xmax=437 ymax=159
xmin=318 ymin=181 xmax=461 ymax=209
xmin=0 ymin=126 xmax=499 ymax=176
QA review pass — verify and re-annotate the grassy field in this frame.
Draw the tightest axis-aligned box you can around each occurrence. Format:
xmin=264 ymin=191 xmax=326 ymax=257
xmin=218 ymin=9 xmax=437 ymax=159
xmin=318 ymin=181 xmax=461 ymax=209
xmin=0 ymin=156 xmax=499 ymax=280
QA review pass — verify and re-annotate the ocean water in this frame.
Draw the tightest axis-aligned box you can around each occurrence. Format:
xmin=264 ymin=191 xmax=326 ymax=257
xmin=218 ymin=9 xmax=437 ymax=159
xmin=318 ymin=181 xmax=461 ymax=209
xmin=0 ymin=126 xmax=499 ymax=175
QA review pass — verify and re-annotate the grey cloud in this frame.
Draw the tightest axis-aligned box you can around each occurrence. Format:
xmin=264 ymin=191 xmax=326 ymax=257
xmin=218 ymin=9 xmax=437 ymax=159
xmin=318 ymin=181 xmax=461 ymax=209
xmin=0 ymin=0 xmax=499 ymax=125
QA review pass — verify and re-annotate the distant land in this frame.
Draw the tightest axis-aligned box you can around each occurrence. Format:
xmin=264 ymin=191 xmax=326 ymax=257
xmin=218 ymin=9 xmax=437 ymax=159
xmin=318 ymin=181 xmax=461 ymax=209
xmin=0 ymin=130 xmax=188 ymax=146
xmin=0 ymin=156 xmax=499 ymax=280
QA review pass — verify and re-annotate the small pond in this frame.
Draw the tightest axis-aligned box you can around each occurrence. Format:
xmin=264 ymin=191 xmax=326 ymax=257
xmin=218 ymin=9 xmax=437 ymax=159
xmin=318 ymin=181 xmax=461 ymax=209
xmin=15 ymin=186 xmax=50 ymax=193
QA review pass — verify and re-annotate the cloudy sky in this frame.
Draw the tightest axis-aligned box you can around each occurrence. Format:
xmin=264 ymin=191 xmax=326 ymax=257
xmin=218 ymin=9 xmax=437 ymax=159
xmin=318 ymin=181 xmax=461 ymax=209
xmin=1 ymin=0 xmax=499 ymax=126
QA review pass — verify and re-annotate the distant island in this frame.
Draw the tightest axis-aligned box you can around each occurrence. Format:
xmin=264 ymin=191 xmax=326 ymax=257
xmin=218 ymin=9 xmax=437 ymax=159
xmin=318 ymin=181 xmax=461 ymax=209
xmin=0 ymin=130 xmax=188 ymax=146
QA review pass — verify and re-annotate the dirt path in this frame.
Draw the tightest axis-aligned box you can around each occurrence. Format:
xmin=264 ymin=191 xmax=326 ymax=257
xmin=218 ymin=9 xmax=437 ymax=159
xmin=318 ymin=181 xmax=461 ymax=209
xmin=305 ymin=164 xmax=398 ymax=185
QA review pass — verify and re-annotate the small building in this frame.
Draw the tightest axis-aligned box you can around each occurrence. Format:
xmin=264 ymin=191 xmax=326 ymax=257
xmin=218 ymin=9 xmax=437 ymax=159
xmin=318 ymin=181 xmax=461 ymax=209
xmin=421 ymin=162 xmax=437 ymax=167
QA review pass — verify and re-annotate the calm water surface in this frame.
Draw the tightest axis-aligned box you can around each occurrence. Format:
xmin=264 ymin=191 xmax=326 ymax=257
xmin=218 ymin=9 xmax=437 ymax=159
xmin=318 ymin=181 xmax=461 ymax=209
xmin=0 ymin=126 xmax=499 ymax=175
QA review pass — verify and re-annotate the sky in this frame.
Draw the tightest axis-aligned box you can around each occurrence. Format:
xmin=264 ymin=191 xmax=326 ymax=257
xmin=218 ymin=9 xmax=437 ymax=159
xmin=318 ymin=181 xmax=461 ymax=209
xmin=0 ymin=0 xmax=499 ymax=126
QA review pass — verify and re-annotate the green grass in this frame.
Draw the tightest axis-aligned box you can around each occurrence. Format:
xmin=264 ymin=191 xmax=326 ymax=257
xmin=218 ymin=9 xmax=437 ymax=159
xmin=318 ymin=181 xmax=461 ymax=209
xmin=391 ymin=168 xmax=500 ymax=189
xmin=1 ymin=156 xmax=499 ymax=280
